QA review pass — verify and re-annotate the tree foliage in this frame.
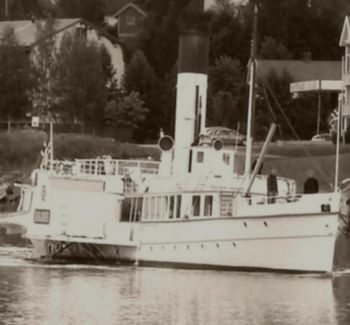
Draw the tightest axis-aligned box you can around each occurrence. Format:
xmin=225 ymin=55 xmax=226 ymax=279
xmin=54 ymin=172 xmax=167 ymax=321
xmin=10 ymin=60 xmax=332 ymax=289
xmin=208 ymin=56 xmax=245 ymax=128
xmin=55 ymin=31 xmax=108 ymax=131
xmin=29 ymin=18 xmax=58 ymax=119
xmin=104 ymin=91 xmax=148 ymax=129
xmin=56 ymin=0 xmax=106 ymax=25
xmin=123 ymin=50 xmax=162 ymax=140
xmin=0 ymin=26 xmax=30 ymax=120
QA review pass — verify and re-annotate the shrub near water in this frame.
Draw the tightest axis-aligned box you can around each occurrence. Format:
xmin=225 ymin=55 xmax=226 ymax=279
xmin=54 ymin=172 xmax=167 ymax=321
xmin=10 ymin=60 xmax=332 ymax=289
xmin=54 ymin=133 xmax=160 ymax=160
xmin=0 ymin=131 xmax=160 ymax=176
xmin=0 ymin=130 xmax=46 ymax=171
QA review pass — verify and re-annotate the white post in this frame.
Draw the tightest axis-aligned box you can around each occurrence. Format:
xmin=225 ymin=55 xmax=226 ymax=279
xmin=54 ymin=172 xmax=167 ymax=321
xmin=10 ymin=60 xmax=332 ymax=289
xmin=50 ymin=121 xmax=54 ymax=170
xmin=244 ymin=4 xmax=258 ymax=178
xmin=234 ymin=121 xmax=240 ymax=152
xmin=334 ymin=93 xmax=342 ymax=191
xmin=244 ymin=60 xmax=255 ymax=177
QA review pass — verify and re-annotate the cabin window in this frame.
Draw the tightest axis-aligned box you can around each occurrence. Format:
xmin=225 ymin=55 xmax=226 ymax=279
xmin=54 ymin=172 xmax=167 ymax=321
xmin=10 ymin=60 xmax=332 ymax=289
xmin=126 ymin=16 xmax=136 ymax=26
xmin=155 ymin=196 xmax=162 ymax=219
xmin=121 ymin=198 xmax=132 ymax=221
xmin=143 ymin=197 xmax=149 ymax=220
xmin=197 ymin=151 xmax=204 ymax=163
xmin=192 ymin=195 xmax=201 ymax=217
xmin=176 ymin=195 xmax=182 ymax=219
xmin=169 ymin=195 xmax=175 ymax=219
xmin=223 ymin=153 xmax=230 ymax=165
xmin=163 ymin=196 xmax=169 ymax=219
xmin=204 ymin=195 xmax=213 ymax=217
xmin=134 ymin=198 xmax=143 ymax=221
xmin=150 ymin=197 xmax=156 ymax=220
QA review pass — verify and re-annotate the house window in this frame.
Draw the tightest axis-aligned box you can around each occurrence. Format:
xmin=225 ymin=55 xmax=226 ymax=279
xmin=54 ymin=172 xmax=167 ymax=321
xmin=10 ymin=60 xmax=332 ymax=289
xmin=192 ymin=195 xmax=201 ymax=217
xmin=126 ymin=15 xmax=136 ymax=26
xmin=346 ymin=46 xmax=350 ymax=74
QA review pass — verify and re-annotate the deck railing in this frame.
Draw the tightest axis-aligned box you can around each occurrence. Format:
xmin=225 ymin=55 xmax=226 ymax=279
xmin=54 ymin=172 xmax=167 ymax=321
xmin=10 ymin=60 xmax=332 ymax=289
xmin=41 ymin=158 xmax=160 ymax=178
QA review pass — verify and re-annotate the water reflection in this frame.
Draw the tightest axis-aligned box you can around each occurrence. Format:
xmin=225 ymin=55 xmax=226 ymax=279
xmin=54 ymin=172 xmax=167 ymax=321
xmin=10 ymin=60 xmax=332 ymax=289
xmin=0 ymin=262 xmax=339 ymax=325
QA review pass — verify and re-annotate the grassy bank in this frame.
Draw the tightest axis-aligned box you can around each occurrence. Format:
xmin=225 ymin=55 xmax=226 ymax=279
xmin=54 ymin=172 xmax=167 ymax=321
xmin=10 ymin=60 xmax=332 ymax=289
xmin=0 ymin=130 xmax=160 ymax=181
xmin=0 ymin=130 xmax=349 ymax=193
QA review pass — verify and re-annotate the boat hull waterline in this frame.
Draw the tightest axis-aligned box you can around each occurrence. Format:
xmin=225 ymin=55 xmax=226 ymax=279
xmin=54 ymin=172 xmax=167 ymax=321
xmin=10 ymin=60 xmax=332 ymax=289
xmin=29 ymin=212 xmax=338 ymax=273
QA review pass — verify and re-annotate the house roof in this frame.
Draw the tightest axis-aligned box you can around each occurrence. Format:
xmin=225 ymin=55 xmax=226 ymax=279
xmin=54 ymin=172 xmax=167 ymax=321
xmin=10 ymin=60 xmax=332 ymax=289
xmin=105 ymin=0 xmax=147 ymax=17
xmin=340 ymin=16 xmax=350 ymax=46
xmin=256 ymin=59 xmax=342 ymax=82
xmin=0 ymin=18 xmax=81 ymax=47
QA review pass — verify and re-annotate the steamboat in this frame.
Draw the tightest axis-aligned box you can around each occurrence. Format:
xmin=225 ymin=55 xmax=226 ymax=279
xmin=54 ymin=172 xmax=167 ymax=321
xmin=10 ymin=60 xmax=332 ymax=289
xmin=0 ymin=5 xmax=342 ymax=273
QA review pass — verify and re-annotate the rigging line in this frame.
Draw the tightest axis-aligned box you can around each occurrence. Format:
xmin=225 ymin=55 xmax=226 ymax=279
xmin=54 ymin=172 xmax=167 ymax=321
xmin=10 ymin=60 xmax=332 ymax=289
xmin=261 ymin=81 xmax=284 ymax=140
xmin=260 ymin=75 xmax=277 ymax=122
xmin=256 ymin=66 xmax=332 ymax=188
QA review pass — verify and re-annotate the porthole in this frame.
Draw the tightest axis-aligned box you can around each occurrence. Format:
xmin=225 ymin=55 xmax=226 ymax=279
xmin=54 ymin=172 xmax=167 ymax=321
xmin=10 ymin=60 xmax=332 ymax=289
xmin=325 ymin=224 xmax=329 ymax=228
xmin=187 ymin=245 xmax=190 ymax=250
xmin=216 ymin=243 xmax=220 ymax=248
xmin=244 ymin=222 xmax=248 ymax=228
xmin=201 ymin=244 xmax=204 ymax=249
xmin=174 ymin=245 xmax=177 ymax=250
xmin=232 ymin=242 xmax=236 ymax=247
xmin=264 ymin=221 xmax=268 ymax=227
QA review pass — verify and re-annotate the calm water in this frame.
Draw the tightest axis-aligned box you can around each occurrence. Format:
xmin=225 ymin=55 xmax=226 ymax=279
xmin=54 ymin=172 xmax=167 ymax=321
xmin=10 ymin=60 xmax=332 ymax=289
xmin=0 ymin=247 xmax=350 ymax=325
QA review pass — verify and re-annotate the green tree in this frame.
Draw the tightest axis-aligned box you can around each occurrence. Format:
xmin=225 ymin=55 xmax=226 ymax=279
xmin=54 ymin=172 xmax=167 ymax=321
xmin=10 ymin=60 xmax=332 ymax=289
xmin=55 ymin=31 xmax=108 ymax=132
xmin=255 ymin=69 xmax=323 ymax=140
xmin=0 ymin=26 xmax=31 ymax=120
xmin=29 ymin=18 xmax=58 ymax=121
xmin=123 ymin=50 xmax=162 ymax=140
xmin=56 ymin=0 xmax=106 ymax=25
xmin=259 ymin=36 xmax=292 ymax=59
xmin=104 ymin=91 xmax=148 ymax=128
xmin=208 ymin=56 xmax=245 ymax=128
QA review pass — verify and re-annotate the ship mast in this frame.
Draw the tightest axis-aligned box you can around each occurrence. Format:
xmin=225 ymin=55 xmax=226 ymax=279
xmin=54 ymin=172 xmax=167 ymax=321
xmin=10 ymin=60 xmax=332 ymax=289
xmin=244 ymin=4 xmax=258 ymax=177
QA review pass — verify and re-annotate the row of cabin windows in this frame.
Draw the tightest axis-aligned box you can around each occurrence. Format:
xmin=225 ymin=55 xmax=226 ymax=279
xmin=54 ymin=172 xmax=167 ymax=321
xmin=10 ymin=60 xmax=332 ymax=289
xmin=196 ymin=151 xmax=231 ymax=166
xmin=121 ymin=194 xmax=214 ymax=222
xmin=192 ymin=195 xmax=213 ymax=217
xmin=143 ymin=195 xmax=181 ymax=221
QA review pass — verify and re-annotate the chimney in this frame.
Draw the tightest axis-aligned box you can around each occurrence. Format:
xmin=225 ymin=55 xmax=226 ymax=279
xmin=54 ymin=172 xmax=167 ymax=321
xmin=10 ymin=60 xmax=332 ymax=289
xmin=172 ymin=31 xmax=209 ymax=175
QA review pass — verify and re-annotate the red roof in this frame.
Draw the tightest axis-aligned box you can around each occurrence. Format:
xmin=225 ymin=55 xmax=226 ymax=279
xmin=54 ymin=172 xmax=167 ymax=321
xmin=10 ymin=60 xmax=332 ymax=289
xmin=104 ymin=0 xmax=146 ymax=16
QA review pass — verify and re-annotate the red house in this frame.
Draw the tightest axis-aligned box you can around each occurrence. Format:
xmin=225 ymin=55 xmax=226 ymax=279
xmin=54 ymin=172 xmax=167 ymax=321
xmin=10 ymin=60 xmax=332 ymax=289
xmin=105 ymin=0 xmax=147 ymax=39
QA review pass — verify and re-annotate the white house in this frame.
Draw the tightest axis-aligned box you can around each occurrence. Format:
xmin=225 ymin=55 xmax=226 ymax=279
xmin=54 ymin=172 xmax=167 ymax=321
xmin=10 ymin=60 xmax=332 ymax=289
xmin=0 ymin=18 xmax=124 ymax=84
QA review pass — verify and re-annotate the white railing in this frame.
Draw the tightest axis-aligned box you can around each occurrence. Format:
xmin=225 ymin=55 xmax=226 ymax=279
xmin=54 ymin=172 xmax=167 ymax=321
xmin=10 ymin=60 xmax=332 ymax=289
xmin=41 ymin=158 xmax=160 ymax=178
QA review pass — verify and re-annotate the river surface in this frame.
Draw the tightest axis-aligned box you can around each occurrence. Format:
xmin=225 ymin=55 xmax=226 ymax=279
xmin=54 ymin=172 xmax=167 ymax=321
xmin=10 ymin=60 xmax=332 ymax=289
xmin=0 ymin=246 xmax=350 ymax=325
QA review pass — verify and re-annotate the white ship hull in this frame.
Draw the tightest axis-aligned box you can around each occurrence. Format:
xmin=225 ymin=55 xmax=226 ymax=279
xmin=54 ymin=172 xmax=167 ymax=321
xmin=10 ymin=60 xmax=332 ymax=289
xmin=28 ymin=212 xmax=338 ymax=273
xmin=138 ymin=213 xmax=338 ymax=273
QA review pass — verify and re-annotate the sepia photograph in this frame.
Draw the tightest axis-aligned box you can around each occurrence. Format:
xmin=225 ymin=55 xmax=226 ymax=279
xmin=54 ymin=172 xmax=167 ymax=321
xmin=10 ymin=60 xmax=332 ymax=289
xmin=0 ymin=0 xmax=350 ymax=324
